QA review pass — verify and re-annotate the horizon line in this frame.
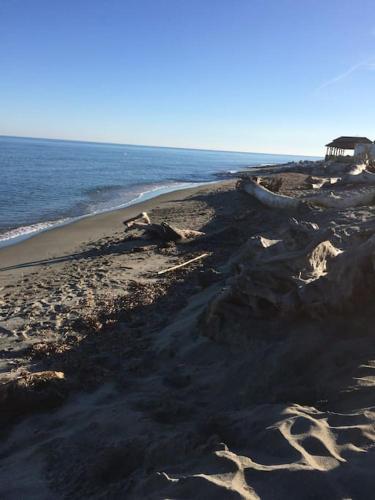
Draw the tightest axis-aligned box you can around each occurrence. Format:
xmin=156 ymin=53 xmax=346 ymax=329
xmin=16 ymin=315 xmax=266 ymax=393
xmin=0 ymin=134 xmax=322 ymax=158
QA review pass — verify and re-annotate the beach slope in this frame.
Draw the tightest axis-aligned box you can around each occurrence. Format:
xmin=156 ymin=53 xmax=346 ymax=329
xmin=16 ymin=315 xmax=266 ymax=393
xmin=1 ymin=169 xmax=375 ymax=499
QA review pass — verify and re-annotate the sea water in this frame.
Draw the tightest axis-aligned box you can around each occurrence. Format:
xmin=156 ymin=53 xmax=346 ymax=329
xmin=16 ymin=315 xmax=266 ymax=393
xmin=0 ymin=136 xmax=319 ymax=247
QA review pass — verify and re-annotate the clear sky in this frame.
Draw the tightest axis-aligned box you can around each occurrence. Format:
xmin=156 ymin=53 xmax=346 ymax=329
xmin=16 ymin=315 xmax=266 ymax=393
xmin=0 ymin=0 xmax=374 ymax=155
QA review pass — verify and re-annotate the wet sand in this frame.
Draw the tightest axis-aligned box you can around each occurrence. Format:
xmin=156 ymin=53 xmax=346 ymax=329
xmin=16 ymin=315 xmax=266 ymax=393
xmin=0 ymin=182 xmax=223 ymax=282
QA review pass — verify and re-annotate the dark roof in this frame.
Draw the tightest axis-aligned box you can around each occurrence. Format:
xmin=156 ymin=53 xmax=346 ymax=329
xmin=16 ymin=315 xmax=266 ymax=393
xmin=326 ymin=136 xmax=373 ymax=149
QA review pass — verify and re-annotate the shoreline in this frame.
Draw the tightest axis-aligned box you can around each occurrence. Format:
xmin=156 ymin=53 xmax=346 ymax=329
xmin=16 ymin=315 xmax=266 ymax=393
xmin=0 ymin=180 xmax=215 ymax=250
xmin=0 ymin=180 xmax=231 ymax=282
xmin=0 ymin=160 xmax=292 ymax=252
xmin=0 ymin=161 xmax=288 ymax=252
xmin=0 ymin=135 xmax=322 ymax=253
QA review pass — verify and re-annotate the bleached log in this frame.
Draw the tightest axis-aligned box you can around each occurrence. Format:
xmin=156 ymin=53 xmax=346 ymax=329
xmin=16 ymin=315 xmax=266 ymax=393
xmin=306 ymin=176 xmax=339 ymax=189
xmin=241 ymin=179 xmax=301 ymax=210
xmin=307 ymin=190 xmax=375 ymax=209
xmin=123 ymin=212 xmax=151 ymax=228
xmin=346 ymin=163 xmax=367 ymax=176
xmin=136 ymin=222 xmax=204 ymax=241
xmin=311 ymin=165 xmax=372 ymax=188
xmin=339 ymin=170 xmax=375 ymax=185
xmin=241 ymin=174 xmax=375 ymax=211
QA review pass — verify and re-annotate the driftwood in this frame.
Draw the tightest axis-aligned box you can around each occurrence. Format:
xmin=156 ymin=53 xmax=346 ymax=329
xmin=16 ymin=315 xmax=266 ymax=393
xmin=302 ymin=163 xmax=375 ymax=208
xmin=309 ymin=165 xmax=375 ymax=189
xmin=123 ymin=212 xmax=204 ymax=242
xmin=123 ymin=212 xmax=151 ymax=228
xmin=305 ymin=176 xmax=339 ymax=190
xmin=239 ymin=178 xmax=301 ymax=210
xmin=345 ymin=163 xmax=367 ymax=176
xmin=157 ymin=253 xmax=209 ymax=275
xmin=244 ymin=160 xmax=369 ymax=182
xmin=308 ymin=190 xmax=375 ymax=209
xmin=338 ymin=170 xmax=375 ymax=185
xmin=240 ymin=175 xmax=375 ymax=210
xmin=305 ymin=164 xmax=374 ymax=190
xmin=139 ymin=222 xmax=204 ymax=242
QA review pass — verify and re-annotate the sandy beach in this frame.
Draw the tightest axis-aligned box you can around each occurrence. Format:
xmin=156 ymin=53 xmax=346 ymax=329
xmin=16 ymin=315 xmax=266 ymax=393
xmin=0 ymin=181 xmax=233 ymax=372
xmin=0 ymin=183 xmax=221 ymax=281
xmin=2 ymin=166 xmax=375 ymax=498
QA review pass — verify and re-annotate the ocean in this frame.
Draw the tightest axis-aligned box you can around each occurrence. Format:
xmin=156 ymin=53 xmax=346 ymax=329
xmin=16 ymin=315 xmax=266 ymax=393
xmin=0 ymin=136 xmax=319 ymax=247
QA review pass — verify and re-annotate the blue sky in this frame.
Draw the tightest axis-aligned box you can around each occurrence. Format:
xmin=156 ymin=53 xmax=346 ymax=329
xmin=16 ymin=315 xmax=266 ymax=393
xmin=0 ymin=0 xmax=374 ymax=155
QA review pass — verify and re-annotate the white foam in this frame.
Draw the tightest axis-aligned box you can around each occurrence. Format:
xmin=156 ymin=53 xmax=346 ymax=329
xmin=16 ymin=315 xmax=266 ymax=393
xmin=0 ymin=218 xmax=71 ymax=246
xmin=0 ymin=181 xmax=211 ymax=249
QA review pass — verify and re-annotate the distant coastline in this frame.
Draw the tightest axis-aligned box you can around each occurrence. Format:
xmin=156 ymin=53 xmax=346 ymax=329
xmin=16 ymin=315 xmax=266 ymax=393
xmin=0 ymin=180 xmax=214 ymax=249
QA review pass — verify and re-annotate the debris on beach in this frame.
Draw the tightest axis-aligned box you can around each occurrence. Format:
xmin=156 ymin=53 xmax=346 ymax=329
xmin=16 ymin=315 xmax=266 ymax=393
xmin=123 ymin=211 xmax=205 ymax=241
xmin=239 ymin=161 xmax=375 ymax=209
